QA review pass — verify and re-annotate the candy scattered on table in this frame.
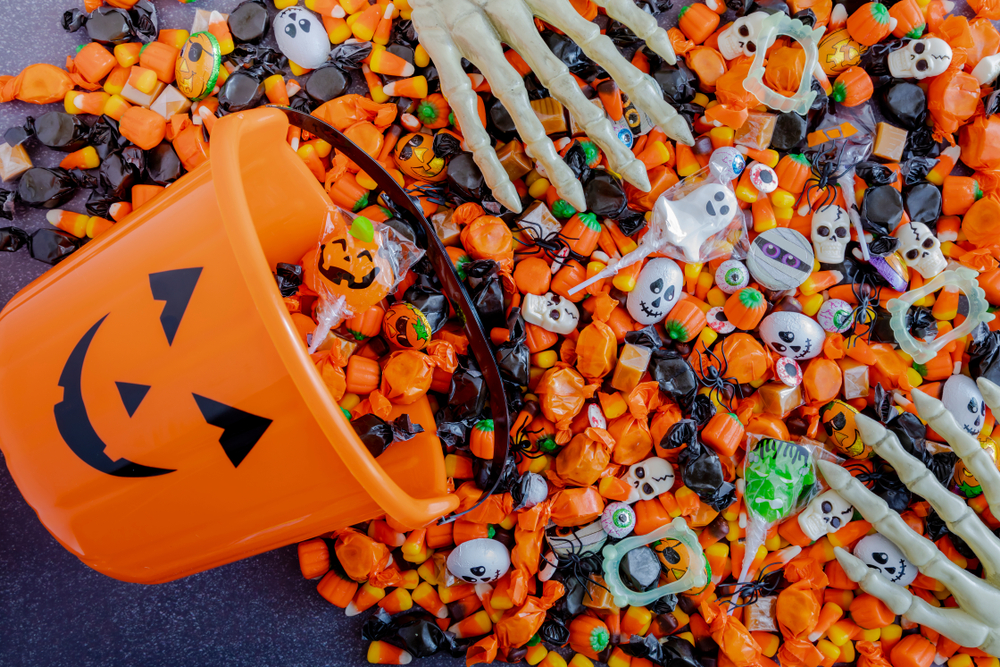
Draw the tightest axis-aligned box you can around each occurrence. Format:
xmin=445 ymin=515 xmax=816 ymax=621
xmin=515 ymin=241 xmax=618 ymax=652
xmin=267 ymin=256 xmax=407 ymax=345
xmin=7 ymin=0 xmax=1000 ymax=664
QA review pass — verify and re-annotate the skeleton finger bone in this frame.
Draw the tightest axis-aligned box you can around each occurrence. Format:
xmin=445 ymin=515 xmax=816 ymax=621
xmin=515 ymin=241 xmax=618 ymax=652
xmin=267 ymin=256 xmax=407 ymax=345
xmin=853 ymin=412 xmax=1000 ymax=584
xmin=524 ymin=0 xmax=694 ymax=146
xmin=913 ymin=386 xmax=1000 ymax=534
xmin=448 ymin=10 xmax=587 ymax=211
xmin=591 ymin=0 xmax=676 ymax=65
xmin=834 ymin=547 xmax=991 ymax=651
xmin=817 ymin=459 xmax=996 ymax=618
xmin=410 ymin=5 xmax=523 ymax=212
xmin=480 ymin=0 xmax=651 ymax=192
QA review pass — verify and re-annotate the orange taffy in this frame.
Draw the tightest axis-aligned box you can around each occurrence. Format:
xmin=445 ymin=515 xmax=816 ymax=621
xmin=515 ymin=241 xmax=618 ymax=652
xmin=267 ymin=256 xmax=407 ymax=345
xmin=494 ymin=580 xmax=565 ymax=649
xmin=0 ymin=63 xmax=75 ymax=104
xmin=334 ymin=528 xmax=392 ymax=582
xmin=554 ymin=427 xmax=615 ymax=487
xmin=549 ymin=487 xmax=605 ymax=527
xmin=460 ymin=214 xmax=514 ymax=272
xmin=376 ymin=341 xmax=457 ymax=405
xmin=575 ymin=319 xmax=617 ymax=379
xmin=764 ymin=46 xmax=806 ymax=98
xmin=535 ymin=365 xmax=598 ymax=438
xmin=312 ymin=94 xmax=398 ymax=131
xmin=927 ymin=66 xmax=980 ymax=143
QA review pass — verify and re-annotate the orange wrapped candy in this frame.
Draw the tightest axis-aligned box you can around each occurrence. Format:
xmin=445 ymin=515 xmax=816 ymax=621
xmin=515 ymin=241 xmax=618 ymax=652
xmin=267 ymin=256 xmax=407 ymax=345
xmin=0 ymin=63 xmax=75 ymax=104
xmin=377 ymin=341 xmax=456 ymax=405
xmin=694 ymin=333 xmax=769 ymax=385
xmin=494 ymin=580 xmax=565 ymax=649
xmin=776 ymin=581 xmax=821 ymax=638
xmin=927 ymin=66 xmax=980 ymax=143
xmin=334 ymin=528 xmax=391 ymax=582
xmin=535 ymin=365 xmax=597 ymax=435
xmin=555 ymin=427 xmax=615 ymax=487
xmin=764 ymin=46 xmax=806 ymax=98
xmin=857 ymin=641 xmax=893 ymax=667
xmin=312 ymin=93 xmax=398 ymax=131
xmin=461 ymin=214 xmax=514 ymax=271
xmin=549 ymin=487 xmax=605 ymax=527
xmin=575 ymin=319 xmax=617 ymax=379
xmin=959 ymin=114 xmax=1000 ymax=172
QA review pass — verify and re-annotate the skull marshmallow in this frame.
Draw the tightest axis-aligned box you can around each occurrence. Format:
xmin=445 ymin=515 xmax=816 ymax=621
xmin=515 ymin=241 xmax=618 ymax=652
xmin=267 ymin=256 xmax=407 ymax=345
xmin=894 ymin=222 xmax=947 ymax=279
xmin=625 ymin=457 xmax=675 ymax=503
xmin=888 ymin=38 xmax=953 ymax=80
xmin=810 ymin=205 xmax=850 ymax=264
xmin=797 ymin=489 xmax=854 ymax=541
xmin=718 ymin=12 xmax=769 ymax=60
xmin=626 ymin=258 xmax=683 ymax=325
xmin=522 ymin=292 xmax=580 ymax=335
xmin=853 ymin=534 xmax=918 ymax=586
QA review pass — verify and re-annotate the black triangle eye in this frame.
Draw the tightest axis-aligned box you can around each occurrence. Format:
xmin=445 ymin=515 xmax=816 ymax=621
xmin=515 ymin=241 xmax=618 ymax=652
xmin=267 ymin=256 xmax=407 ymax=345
xmin=299 ymin=18 xmax=311 ymax=32
xmin=650 ymin=278 xmax=663 ymax=294
xmin=284 ymin=24 xmax=296 ymax=38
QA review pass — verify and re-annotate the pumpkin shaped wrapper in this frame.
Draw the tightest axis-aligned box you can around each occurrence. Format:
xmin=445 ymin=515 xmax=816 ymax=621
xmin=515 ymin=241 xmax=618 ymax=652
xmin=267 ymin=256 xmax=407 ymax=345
xmin=306 ymin=208 xmax=422 ymax=353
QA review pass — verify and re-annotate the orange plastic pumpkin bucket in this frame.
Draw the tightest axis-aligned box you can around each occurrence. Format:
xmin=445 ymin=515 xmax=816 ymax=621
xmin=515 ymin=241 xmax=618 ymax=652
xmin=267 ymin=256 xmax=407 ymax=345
xmin=0 ymin=107 xmax=465 ymax=583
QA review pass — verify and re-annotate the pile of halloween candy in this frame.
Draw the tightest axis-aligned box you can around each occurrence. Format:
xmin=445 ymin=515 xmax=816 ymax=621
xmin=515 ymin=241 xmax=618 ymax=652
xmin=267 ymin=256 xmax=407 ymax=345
xmin=9 ymin=0 xmax=1000 ymax=665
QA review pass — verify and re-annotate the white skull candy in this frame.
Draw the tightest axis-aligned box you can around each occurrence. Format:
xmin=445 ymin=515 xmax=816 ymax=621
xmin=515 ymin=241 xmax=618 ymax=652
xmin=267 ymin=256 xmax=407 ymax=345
xmin=759 ymin=311 xmax=826 ymax=360
xmin=888 ymin=38 xmax=953 ymax=80
xmin=942 ymin=374 xmax=986 ymax=437
xmin=810 ymin=205 xmax=850 ymax=264
xmin=626 ymin=258 xmax=683 ymax=325
xmin=274 ymin=7 xmax=331 ymax=70
xmin=625 ymin=457 xmax=675 ymax=503
xmin=446 ymin=538 xmax=511 ymax=584
xmin=797 ymin=490 xmax=854 ymax=541
xmin=521 ymin=292 xmax=580 ymax=335
xmin=718 ymin=12 xmax=769 ymax=60
xmin=894 ymin=222 xmax=947 ymax=279
xmin=854 ymin=534 xmax=917 ymax=586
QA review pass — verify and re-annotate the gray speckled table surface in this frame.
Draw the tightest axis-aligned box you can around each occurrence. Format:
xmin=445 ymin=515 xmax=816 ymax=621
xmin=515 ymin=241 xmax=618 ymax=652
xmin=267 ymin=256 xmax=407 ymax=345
xmin=0 ymin=2 xmax=462 ymax=665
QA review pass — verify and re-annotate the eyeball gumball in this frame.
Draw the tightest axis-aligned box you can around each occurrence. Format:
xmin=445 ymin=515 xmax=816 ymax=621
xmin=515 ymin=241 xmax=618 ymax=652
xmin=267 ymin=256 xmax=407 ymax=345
xmin=817 ymin=298 xmax=854 ymax=333
xmin=759 ymin=311 xmax=826 ymax=360
xmin=627 ymin=258 xmax=683 ymax=325
xmin=707 ymin=307 xmax=736 ymax=334
xmin=854 ymin=534 xmax=917 ymax=586
xmin=749 ymin=163 xmax=778 ymax=194
xmin=715 ymin=259 xmax=749 ymax=294
xmin=601 ymin=502 xmax=637 ymax=539
xmin=709 ymin=146 xmax=746 ymax=182
xmin=446 ymin=538 xmax=511 ymax=584
xmin=942 ymin=374 xmax=986 ymax=438
xmin=273 ymin=7 xmax=331 ymax=70
xmin=775 ymin=357 xmax=802 ymax=387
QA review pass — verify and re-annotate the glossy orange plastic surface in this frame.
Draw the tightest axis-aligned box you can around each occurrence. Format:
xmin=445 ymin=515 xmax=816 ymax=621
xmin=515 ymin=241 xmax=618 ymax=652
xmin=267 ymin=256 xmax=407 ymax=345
xmin=0 ymin=108 xmax=457 ymax=584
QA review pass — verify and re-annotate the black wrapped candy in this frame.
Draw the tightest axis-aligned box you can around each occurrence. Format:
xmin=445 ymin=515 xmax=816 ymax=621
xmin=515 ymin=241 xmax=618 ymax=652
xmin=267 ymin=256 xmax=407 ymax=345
xmin=860 ymin=184 xmax=903 ymax=236
xmin=584 ymin=169 xmax=627 ymax=218
xmin=29 ymin=228 xmax=82 ymax=264
xmin=0 ymin=226 xmax=28 ymax=250
xmin=649 ymin=350 xmax=698 ymax=410
xmin=305 ymin=67 xmax=350 ymax=103
xmin=16 ymin=168 xmax=79 ymax=209
xmin=146 ymin=142 xmax=183 ymax=185
xmin=30 ymin=112 xmax=90 ymax=152
xmin=228 ymin=0 xmax=270 ymax=44
xmin=218 ymin=72 xmax=266 ymax=114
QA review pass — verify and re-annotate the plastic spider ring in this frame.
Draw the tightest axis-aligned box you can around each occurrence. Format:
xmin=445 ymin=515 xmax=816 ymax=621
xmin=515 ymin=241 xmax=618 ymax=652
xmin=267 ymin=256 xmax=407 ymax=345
xmin=887 ymin=267 xmax=995 ymax=364
xmin=742 ymin=13 xmax=825 ymax=115
xmin=601 ymin=517 xmax=708 ymax=608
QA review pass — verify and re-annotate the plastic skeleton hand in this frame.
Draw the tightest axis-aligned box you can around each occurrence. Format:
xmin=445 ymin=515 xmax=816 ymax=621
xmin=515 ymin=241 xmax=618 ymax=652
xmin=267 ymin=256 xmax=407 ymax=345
xmin=817 ymin=379 xmax=1000 ymax=657
xmin=409 ymin=0 xmax=695 ymax=214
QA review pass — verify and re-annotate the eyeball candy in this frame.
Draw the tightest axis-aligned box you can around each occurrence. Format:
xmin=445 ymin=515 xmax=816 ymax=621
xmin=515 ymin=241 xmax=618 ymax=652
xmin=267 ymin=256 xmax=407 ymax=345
xmin=715 ymin=259 xmax=749 ymax=294
xmin=274 ymin=7 xmax=330 ymax=70
xmin=817 ymin=298 xmax=854 ymax=333
xmin=707 ymin=306 xmax=736 ymax=333
xmin=627 ymin=258 xmax=683 ymax=325
xmin=749 ymin=163 xmax=778 ymax=193
xmin=774 ymin=356 xmax=803 ymax=386
xmin=601 ymin=502 xmax=637 ymax=538
xmin=759 ymin=311 xmax=826 ymax=360
xmin=446 ymin=538 xmax=511 ymax=584
xmin=709 ymin=147 xmax=746 ymax=182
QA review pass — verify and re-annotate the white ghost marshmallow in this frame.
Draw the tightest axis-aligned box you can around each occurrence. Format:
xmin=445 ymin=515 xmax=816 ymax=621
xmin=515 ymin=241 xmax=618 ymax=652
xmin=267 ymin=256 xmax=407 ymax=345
xmin=626 ymin=258 xmax=683 ymax=325
xmin=854 ymin=534 xmax=917 ymax=586
xmin=274 ymin=7 xmax=330 ymax=70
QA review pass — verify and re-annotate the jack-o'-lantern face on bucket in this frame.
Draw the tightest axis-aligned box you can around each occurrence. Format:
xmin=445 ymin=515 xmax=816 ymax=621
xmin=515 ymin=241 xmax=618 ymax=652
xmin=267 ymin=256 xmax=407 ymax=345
xmin=394 ymin=132 xmax=447 ymax=182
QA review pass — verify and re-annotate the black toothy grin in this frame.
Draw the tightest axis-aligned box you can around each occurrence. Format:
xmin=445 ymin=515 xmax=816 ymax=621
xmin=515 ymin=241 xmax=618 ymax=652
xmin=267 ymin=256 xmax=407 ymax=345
xmin=639 ymin=301 xmax=663 ymax=319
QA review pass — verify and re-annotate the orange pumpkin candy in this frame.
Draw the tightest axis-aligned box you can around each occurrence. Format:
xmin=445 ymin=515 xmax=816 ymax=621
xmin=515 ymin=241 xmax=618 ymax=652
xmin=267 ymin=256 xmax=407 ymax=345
xmin=382 ymin=302 xmax=431 ymax=350
xmin=846 ymin=2 xmax=894 ymax=46
xmin=830 ymin=67 xmax=873 ymax=107
xmin=723 ymin=287 xmax=767 ymax=330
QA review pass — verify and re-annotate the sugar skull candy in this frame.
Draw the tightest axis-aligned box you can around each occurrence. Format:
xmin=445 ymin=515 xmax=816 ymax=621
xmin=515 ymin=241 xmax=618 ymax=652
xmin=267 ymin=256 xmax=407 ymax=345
xmin=717 ymin=12 xmax=769 ymax=60
xmin=894 ymin=221 xmax=946 ymax=279
xmin=522 ymin=292 xmax=580 ymax=335
xmin=797 ymin=489 xmax=854 ymax=541
xmin=626 ymin=258 xmax=683 ymax=325
xmin=625 ymin=456 xmax=675 ymax=503
xmin=853 ymin=534 xmax=917 ymax=586
xmin=446 ymin=538 xmax=511 ymax=584
xmin=810 ymin=205 xmax=849 ymax=264
xmin=887 ymin=38 xmax=953 ymax=80
xmin=942 ymin=374 xmax=986 ymax=437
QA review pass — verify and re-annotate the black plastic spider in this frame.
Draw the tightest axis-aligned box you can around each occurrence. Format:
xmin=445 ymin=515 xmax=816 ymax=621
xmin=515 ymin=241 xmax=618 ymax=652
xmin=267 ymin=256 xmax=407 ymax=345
xmin=846 ymin=273 xmax=880 ymax=342
xmin=716 ymin=561 xmax=785 ymax=609
xmin=509 ymin=423 xmax=548 ymax=463
xmin=798 ymin=139 xmax=855 ymax=212
xmin=841 ymin=459 xmax=886 ymax=490
xmin=692 ymin=340 xmax=743 ymax=412
xmin=553 ymin=533 xmax=609 ymax=601
xmin=513 ymin=219 xmax=586 ymax=269
xmin=405 ymin=181 xmax=449 ymax=207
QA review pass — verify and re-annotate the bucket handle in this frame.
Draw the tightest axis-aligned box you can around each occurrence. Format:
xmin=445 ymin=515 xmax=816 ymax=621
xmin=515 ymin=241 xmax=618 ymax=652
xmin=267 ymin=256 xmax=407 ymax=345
xmin=210 ymin=108 xmax=507 ymax=528
xmin=279 ymin=109 xmax=511 ymax=519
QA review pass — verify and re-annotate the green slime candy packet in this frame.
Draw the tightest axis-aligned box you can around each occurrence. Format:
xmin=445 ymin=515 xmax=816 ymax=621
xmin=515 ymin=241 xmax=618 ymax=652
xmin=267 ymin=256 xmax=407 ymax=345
xmin=744 ymin=438 xmax=817 ymax=524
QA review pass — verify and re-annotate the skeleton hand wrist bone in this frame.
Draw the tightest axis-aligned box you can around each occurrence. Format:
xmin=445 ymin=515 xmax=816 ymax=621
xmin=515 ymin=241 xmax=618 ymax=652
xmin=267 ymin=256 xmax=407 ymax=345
xmin=816 ymin=379 xmax=1000 ymax=656
xmin=409 ymin=0 xmax=694 ymax=214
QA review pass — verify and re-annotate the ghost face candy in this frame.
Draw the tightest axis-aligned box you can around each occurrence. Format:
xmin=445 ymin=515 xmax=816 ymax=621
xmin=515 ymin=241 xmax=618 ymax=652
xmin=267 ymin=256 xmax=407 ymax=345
xmin=627 ymin=258 xmax=683 ymax=325
xmin=274 ymin=7 xmax=330 ymax=70
xmin=853 ymin=534 xmax=917 ymax=586
xmin=760 ymin=311 xmax=826 ymax=360
xmin=942 ymin=374 xmax=986 ymax=437
xmin=652 ymin=184 xmax=739 ymax=263
xmin=446 ymin=538 xmax=511 ymax=584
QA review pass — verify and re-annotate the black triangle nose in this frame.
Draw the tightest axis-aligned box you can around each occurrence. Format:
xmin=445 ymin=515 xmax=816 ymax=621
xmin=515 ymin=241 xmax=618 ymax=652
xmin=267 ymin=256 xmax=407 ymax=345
xmin=651 ymin=298 xmax=660 ymax=308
